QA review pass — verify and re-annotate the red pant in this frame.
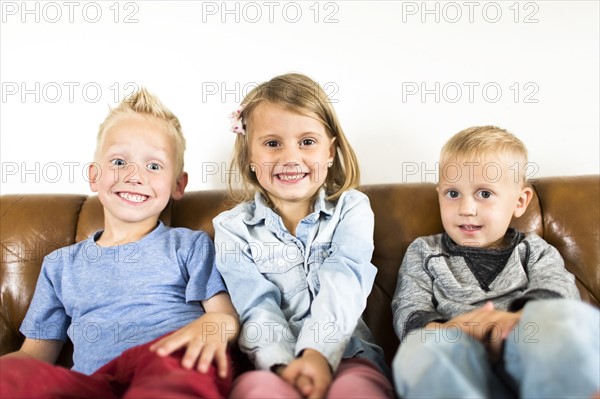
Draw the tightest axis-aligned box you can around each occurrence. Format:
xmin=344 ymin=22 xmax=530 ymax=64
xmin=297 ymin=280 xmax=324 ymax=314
xmin=0 ymin=336 xmax=232 ymax=399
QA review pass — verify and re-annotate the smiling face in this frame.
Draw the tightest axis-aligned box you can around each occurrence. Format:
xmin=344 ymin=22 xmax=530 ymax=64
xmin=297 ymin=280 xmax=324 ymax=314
xmin=437 ymin=155 xmax=532 ymax=248
xmin=248 ymin=102 xmax=336 ymax=211
xmin=89 ymin=114 xmax=187 ymax=229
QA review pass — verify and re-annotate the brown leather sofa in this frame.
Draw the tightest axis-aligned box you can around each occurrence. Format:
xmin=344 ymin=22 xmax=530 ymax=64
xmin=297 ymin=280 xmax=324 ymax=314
xmin=1 ymin=175 xmax=598 ymax=368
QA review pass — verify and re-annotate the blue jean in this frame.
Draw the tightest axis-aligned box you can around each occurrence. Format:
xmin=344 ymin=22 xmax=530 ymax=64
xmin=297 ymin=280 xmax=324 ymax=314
xmin=393 ymin=300 xmax=600 ymax=399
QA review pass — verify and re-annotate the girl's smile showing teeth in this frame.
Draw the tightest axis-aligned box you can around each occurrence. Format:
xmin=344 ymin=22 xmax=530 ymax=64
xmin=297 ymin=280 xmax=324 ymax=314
xmin=118 ymin=192 xmax=149 ymax=203
xmin=276 ymin=173 xmax=307 ymax=182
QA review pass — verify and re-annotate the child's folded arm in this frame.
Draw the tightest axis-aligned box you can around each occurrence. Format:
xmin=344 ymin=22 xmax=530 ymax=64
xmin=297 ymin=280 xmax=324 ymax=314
xmin=509 ymin=235 xmax=580 ymax=311
xmin=295 ymin=193 xmax=376 ymax=371
xmin=393 ymin=237 xmax=444 ymax=341
xmin=213 ymin=216 xmax=296 ymax=371
xmin=3 ymin=338 xmax=63 ymax=364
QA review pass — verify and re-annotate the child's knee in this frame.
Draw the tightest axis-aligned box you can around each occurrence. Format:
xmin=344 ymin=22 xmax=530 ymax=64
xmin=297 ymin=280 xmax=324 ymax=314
xmin=395 ymin=327 xmax=483 ymax=373
xmin=230 ymin=371 xmax=300 ymax=399
xmin=522 ymin=299 xmax=599 ymax=337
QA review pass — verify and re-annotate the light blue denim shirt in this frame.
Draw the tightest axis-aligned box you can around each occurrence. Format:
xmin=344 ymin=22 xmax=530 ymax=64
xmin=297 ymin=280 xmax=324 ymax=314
xmin=213 ymin=188 xmax=387 ymax=373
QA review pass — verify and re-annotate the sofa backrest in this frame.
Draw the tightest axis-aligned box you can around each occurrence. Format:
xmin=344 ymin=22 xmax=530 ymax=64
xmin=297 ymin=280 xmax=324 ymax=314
xmin=1 ymin=176 xmax=598 ymax=366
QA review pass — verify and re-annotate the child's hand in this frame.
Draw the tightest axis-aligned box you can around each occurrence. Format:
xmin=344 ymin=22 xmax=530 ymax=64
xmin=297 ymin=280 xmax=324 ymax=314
xmin=445 ymin=302 xmax=522 ymax=360
xmin=476 ymin=306 xmax=522 ymax=361
xmin=149 ymin=312 xmax=237 ymax=378
xmin=280 ymin=349 xmax=332 ymax=399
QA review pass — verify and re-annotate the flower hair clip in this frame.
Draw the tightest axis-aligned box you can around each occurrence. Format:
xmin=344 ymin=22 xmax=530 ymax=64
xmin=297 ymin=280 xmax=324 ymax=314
xmin=230 ymin=106 xmax=245 ymax=135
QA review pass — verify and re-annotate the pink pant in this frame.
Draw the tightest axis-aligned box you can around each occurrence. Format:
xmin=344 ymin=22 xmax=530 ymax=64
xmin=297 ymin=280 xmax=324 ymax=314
xmin=229 ymin=358 xmax=394 ymax=398
xmin=0 ymin=336 xmax=232 ymax=399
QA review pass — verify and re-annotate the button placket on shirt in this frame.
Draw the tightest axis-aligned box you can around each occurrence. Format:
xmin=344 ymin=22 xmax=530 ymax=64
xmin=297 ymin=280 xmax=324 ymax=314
xmin=296 ymin=213 xmax=322 ymax=274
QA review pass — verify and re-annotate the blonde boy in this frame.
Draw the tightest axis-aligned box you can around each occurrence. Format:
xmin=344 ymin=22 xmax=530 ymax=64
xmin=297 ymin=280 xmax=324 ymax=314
xmin=392 ymin=126 xmax=599 ymax=398
xmin=0 ymin=88 xmax=238 ymax=398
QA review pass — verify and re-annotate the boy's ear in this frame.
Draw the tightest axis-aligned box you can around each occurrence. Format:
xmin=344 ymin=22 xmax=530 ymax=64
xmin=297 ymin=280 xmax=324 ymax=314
xmin=172 ymin=172 xmax=188 ymax=200
xmin=513 ymin=186 xmax=534 ymax=218
xmin=88 ymin=163 xmax=100 ymax=192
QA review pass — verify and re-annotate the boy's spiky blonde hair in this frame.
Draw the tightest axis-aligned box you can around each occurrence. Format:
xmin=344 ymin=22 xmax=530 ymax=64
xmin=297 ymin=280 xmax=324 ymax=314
xmin=95 ymin=87 xmax=186 ymax=174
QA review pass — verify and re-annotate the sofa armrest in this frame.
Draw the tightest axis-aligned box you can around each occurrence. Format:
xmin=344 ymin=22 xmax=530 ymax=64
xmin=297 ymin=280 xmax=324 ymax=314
xmin=1 ymin=194 xmax=87 ymax=364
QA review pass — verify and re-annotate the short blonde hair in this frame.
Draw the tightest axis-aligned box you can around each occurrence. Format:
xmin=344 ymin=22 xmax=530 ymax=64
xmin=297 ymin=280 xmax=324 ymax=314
xmin=228 ymin=73 xmax=360 ymax=205
xmin=440 ymin=126 xmax=529 ymax=182
xmin=95 ymin=87 xmax=186 ymax=174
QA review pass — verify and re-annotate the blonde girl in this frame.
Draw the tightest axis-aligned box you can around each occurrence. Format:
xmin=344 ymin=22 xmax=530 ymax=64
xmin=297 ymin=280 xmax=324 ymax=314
xmin=214 ymin=73 xmax=392 ymax=398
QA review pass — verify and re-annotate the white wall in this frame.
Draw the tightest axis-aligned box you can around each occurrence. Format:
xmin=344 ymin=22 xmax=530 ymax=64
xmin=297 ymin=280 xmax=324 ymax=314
xmin=1 ymin=0 xmax=598 ymax=195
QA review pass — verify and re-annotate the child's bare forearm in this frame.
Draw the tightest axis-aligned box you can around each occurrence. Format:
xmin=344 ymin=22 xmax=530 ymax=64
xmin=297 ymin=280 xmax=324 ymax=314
xmin=2 ymin=338 xmax=63 ymax=364
xmin=2 ymin=349 xmax=35 ymax=359
xmin=199 ymin=311 xmax=240 ymax=344
xmin=201 ymin=292 xmax=240 ymax=343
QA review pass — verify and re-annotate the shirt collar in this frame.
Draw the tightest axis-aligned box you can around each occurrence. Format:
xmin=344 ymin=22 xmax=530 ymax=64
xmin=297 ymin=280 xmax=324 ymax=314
xmin=313 ymin=188 xmax=335 ymax=217
xmin=442 ymin=228 xmax=523 ymax=256
xmin=92 ymin=220 xmax=165 ymax=245
xmin=244 ymin=188 xmax=335 ymax=226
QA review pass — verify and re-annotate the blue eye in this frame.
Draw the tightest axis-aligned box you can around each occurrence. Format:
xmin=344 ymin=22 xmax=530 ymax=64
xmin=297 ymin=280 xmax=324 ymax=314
xmin=446 ymin=190 xmax=460 ymax=199
xmin=478 ymin=190 xmax=492 ymax=199
xmin=300 ymin=138 xmax=316 ymax=146
xmin=111 ymin=159 xmax=126 ymax=166
xmin=147 ymin=163 xmax=161 ymax=171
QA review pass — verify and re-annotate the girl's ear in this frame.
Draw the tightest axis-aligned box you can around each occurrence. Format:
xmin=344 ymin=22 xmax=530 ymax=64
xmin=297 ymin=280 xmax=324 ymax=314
xmin=328 ymin=137 xmax=337 ymax=163
xmin=88 ymin=163 xmax=100 ymax=192
xmin=172 ymin=172 xmax=188 ymax=200
xmin=513 ymin=186 xmax=534 ymax=218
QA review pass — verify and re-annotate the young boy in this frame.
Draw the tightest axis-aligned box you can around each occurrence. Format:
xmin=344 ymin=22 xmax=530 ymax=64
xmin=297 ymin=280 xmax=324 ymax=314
xmin=0 ymin=88 xmax=239 ymax=398
xmin=392 ymin=126 xmax=600 ymax=398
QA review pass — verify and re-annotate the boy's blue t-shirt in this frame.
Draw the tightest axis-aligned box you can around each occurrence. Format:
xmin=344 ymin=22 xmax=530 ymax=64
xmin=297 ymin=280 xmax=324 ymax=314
xmin=20 ymin=222 xmax=226 ymax=374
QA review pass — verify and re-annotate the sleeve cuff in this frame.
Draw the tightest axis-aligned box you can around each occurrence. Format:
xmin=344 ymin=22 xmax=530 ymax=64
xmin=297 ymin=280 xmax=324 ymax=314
xmin=402 ymin=310 xmax=447 ymax=340
xmin=253 ymin=343 xmax=295 ymax=371
xmin=508 ymin=289 xmax=563 ymax=311
xmin=295 ymin=334 xmax=350 ymax=372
